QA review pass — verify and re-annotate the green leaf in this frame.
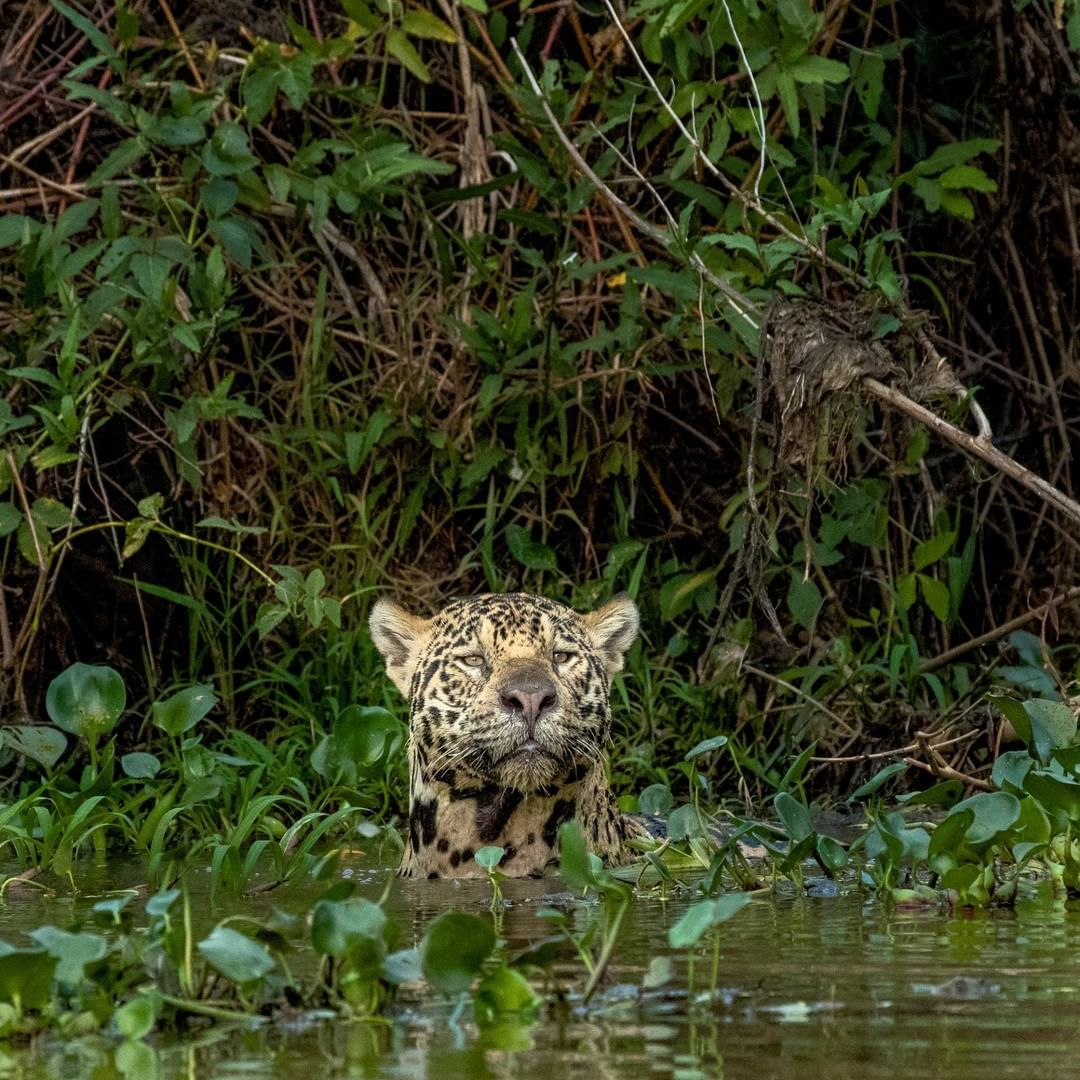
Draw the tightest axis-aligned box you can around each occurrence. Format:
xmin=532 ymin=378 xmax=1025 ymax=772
xmin=0 ymin=950 xmax=57 ymax=1010
xmin=1 ymin=725 xmax=67 ymax=768
xmin=28 ymin=926 xmax=107 ymax=987
xmin=788 ymin=55 xmax=849 ymax=84
xmin=197 ymin=927 xmax=275 ymax=985
xmin=311 ymin=897 xmax=387 ymax=958
xmin=913 ymin=531 xmax=955 ymax=570
xmin=402 ymin=9 xmax=458 ymax=41
xmin=151 ymin=684 xmax=218 ymax=737
xmin=684 ymin=735 xmax=728 ymax=760
xmin=774 ymin=791 xmax=813 ymax=843
xmin=849 ymin=761 xmax=907 ymax=800
xmin=475 ymin=846 xmax=504 ymax=870
xmin=385 ymin=28 xmax=431 ymax=82
xmin=46 ymin=663 xmax=126 ymax=741
xmin=121 ymin=752 xmax=161 ymax=779
xmin=660 ymin=569 xmax=717 ymax=621
xmin=787 ymin=571 xmax=823 ymax=628
xmin=51 ymin=0 xmax=117 ymax=57
xmin=114 ymin=994 xmax=158 ymax=1040
xmin=474 ymin=965 xmax=541 ymax=1022
xmin=420 ymin=912 xmax=495 ymax=994
xmin=638 ymin=784 xmax=674 ymax=816
xmin=776 ymin=70 xmax=800 ymax=140
xmin=1024 ymin=698 xmax=1077 ymax=752
xmin=505 ymin=524 xmax=558 ymax=572
xmin=667 ymin=803 xmax=705 ymax=840
xmin=88 ymin=138 xmax=146 ymax=186
xmin=918 ymin=574 xmax=951 ymax=622
xmin=949 ymin=791 xmax=1021 ymax=846
xmin=937 ymin=165 xmax=997 ymax=192
xmin=668 ymin=894 xmax=749 ymax=949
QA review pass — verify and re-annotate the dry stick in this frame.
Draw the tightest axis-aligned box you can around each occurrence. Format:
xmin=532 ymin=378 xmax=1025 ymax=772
xmin=919 ymin=584 xmax=1080 ymax=674
xmin=861 ymin=377 xmax=1080 ymax=529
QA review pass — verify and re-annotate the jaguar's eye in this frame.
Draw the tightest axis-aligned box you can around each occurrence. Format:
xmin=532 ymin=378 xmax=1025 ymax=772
xmin=553 ymin=650 xmax=574 ymax=665
xmin=459 ymin=654 xmax=485 ymax=668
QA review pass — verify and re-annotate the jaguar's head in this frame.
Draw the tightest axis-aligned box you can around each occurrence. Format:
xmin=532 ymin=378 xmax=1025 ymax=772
xmin=369 ymin=592 xmax=639 ymax=793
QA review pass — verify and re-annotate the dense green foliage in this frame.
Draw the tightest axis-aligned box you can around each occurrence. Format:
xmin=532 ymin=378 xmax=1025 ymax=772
xmin=3 ymin=0 xmax=1080 ymax=880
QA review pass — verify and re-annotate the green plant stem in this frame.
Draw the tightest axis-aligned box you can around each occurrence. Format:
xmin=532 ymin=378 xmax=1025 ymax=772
xmin=582 ymin=892 xmax=630 ymax=1002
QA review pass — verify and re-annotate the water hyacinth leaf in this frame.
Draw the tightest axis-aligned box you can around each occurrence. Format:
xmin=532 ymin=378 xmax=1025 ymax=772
xmin=668 ymin=893 xmax=750 ymax=948
xmin=558 ymin=819 xmax=600 ymax=891
xmin=420 ymin=912 xmax=495 ymax=995
xmin=384 ymin=948 xmax=423 ymax=986
xmin=992 ymin=750 xmax=1033 ymax=792
xmin=28 ymin=927 xmax=107 ymax=986
xmin=121 ymin=752 xmax=161 ymax=779
xmin=474 ymin=965 xmax=541 ymax=1023
xmin=114 ymin=993 xmax=158 ymax=1040
xmin=896 ymin=780 xmax=963 ymax=808
xmin=114 ymin=1039 xmax=159 ymax=1079
xmin=815 ymin=834 xmax=848 ymax=872
xmin=0 ymin=950 xmax=57 ymax=1009
xmin=684 ymin=735 xmax=728 ymax=760
xmin=311 ymin=705 xmax=403 ymax=782
xmin=638 ymin=783 xmax=674 ymax=816
xmin=774 ymin=791 xmax=813 ymax=843
xmin=311 ymin=898 xmax=387 ymax=958
xmin=1 ymin=724 xmax=67 ymax=768
xmin=1023 ymin=770 xmax=1080 ymax=822
xmin=667 ymin=803 xmax=706 ymax=841
xmin=151 ymin=684 xmax=217 ymax=736
xmin=849 ymin=761 xmax=908 ymax=800
xmin=1023 ymin=699 xmax=1077 ymax=752
xmin=197 ymin=927 xmax=275 ymax=985
xmin=927 ymin=808 xmax=974 ymax=874
xmin=46 ymin=662 xmax=126 ymax=741
xmin=145 ymin=889 xmax=181 ymax=918
xmin=475 ymin=846 xmax=504 ymax=870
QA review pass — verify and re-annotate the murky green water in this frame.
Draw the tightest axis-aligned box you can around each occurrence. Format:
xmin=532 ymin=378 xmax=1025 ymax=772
xmin=4 ymin=857 xmax=1080 ymax=1079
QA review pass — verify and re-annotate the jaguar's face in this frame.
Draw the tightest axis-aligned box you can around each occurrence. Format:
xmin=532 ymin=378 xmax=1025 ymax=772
xmin=369 ymin=593 xmax=639 ymax=793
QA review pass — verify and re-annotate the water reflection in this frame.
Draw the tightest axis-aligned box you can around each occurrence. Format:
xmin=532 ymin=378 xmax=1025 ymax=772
xmin=4 ymin=859 xmax=1080 ymax=1079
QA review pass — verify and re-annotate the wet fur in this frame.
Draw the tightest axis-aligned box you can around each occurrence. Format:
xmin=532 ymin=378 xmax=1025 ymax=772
xmin=369 ymin=592 xmax=648 ymax=879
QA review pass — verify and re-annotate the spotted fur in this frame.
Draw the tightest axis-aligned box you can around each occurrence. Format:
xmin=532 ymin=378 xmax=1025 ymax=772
xmin=369 ymin=592 xmax=648 ymax=879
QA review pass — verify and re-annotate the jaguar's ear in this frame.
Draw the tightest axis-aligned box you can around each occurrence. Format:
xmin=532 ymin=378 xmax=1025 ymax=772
xmin=582 ymin=595 xmax=640 ymax=674
xmin=369 ymin=598 xmax=432 ymax=696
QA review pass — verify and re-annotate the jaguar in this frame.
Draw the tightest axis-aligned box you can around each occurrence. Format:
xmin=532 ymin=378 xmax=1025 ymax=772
xmin=369 ymin=591 xmax=648 ymax=878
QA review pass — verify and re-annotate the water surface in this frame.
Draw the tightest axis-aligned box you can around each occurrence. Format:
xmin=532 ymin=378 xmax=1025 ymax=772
xmin=4 ymin=856 xmax=1080 ymax=1079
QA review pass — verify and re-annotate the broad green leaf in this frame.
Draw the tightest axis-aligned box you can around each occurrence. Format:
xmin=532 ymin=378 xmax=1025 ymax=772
xmin=668 ymin=894 xmax=749 ymax=948
xmin=2 ymin=725 xmax=67 ymax=768
xmin=420 ymin=912 xmax=495 ymax=994
xmin=121 ymin=752 xmax=161 ymax=779
xmin=505 ymin=524 xmax=558 ymax=572
xmin=849 ymin=761 xmax=907 ymax=800
xmin=151 ymin=684 xmax=217 ymax=736
xmin=28 ymin=926 xmax=107 ymax=986
xmin=114 ymin=993 xmax=158 ymax=1040
xmin=197 ymin=927 xmax=275 ymax=985
xmin=774 ymin=791 xmax=813 ymax=843
xmin=787 ymin=572 xmax=822 ymax=628
xmin=684 ymin=735 xmax=728 ymax=760
xmin=46 ymin=663 xmax=126 ymax=741
xmin=638 ymin=784 xmax=674 ymax=816
xmin=0 ymin=950 xmax=57 ymax=1009
xmin=475 ymin=846 xmax=504 ymax=870
xmin=474 ymin=965 xmax=541 ymax=1023
xmin=950 ymin=791 xmax=1021 ymax=846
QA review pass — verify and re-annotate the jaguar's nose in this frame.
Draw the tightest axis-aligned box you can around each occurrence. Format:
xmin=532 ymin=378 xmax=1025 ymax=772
xmin=499 ymin=671 xmax=558 ymax=735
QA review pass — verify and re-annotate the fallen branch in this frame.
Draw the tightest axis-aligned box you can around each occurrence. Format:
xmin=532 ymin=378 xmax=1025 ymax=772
xmin=862 ymin=377 xmax=1080 ymax=529
xmin=919 ymin=584 xmax=1080 ymax=674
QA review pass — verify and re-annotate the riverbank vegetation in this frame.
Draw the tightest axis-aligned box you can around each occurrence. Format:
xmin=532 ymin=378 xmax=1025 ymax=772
xmin=3 ymin=0 xmax=1080 ymax=910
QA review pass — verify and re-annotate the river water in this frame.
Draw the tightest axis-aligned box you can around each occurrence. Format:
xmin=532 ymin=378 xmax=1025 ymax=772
xmin=3 ymin=856 xmax=1080 ymax=1079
